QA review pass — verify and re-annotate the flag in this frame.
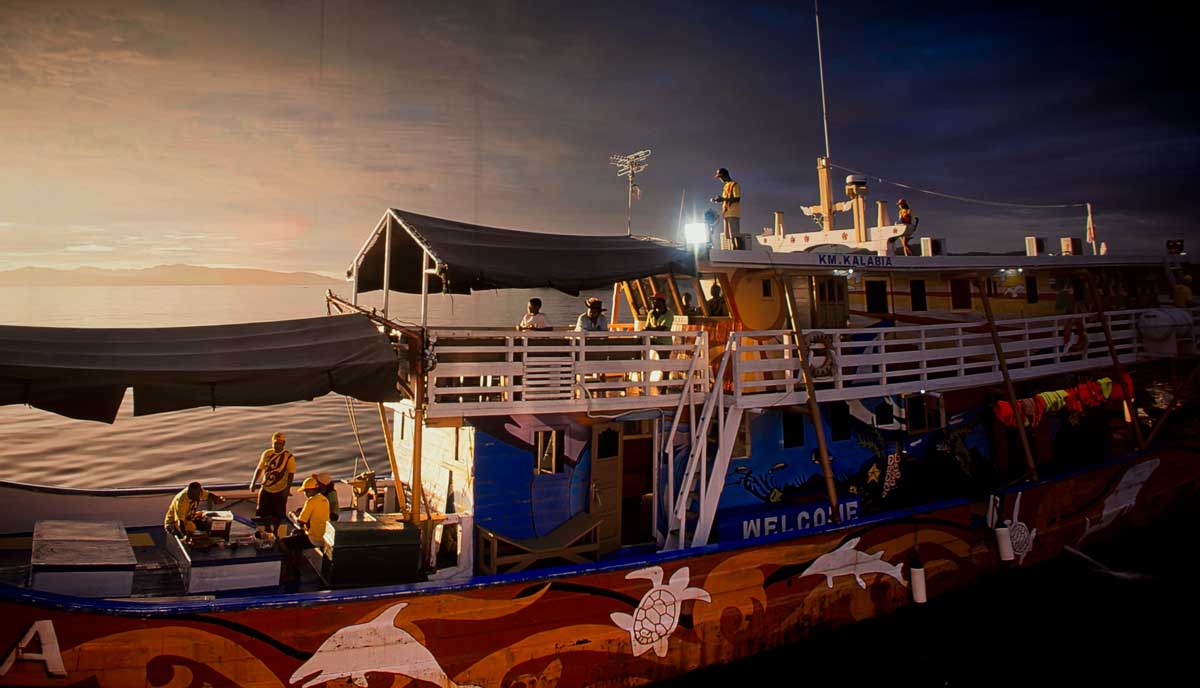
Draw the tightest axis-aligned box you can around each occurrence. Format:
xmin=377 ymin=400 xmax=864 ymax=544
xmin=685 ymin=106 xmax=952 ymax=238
xmin=1086 ymin=202 xmax=1096 ymax=251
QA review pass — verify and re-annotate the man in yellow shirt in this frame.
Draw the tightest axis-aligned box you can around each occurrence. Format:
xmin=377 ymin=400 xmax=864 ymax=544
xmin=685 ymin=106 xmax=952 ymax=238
xmin=1174 ymin=275 xmax=1193 ymax=307
xmin=250 ymin=431 xmax=295 ymax=537
xmin=280 ymin=476 xmax=329 ymax=581
xmin=712 ymin=168 xmax=742 ymax=248
xmin=163 ymin=481 xmax=225 ymax=537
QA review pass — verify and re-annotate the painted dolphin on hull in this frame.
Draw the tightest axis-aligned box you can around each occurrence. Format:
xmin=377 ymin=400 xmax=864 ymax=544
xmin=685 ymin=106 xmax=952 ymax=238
xmin=289 ymin=602 xmax=481 ymax=688
xmin=1078 ymin=458 xmax=1160 ymax=545
xmin=800 ymin=537 xmax=907 ymax=589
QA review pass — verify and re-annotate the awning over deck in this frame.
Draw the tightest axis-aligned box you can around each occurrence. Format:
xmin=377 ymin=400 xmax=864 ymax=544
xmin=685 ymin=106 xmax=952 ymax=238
xmin=352 ymin=209 xmax=696 ymax=295
xmin=0 ymin=314 xmax=401 ymax=423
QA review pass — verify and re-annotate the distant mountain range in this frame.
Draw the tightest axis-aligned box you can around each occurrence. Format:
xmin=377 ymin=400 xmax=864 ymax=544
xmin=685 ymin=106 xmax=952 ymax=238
xmin=0 ymin=265 xmax=342 ymax=287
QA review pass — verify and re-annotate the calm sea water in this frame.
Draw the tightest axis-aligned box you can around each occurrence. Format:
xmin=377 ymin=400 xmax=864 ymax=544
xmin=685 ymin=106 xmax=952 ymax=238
xmin=0 ymin=284 xmax=604 ymax=488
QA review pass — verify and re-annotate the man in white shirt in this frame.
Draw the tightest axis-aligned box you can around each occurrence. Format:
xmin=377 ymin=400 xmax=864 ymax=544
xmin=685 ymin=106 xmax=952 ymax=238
xmin=517 ymin=297 xmax=551 ymax=331
xmin=575 ymin=297 xmax=610 ymax=332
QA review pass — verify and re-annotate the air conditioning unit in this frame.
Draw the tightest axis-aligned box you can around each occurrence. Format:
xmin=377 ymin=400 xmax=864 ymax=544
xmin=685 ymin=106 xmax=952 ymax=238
xmin=1025 ymin=236 xmax=1046 ymax=256
xmin=1060 ymin=237 xmax=1083 ymax=256
xmin=920 ymin=237 xmax=946 ymax=256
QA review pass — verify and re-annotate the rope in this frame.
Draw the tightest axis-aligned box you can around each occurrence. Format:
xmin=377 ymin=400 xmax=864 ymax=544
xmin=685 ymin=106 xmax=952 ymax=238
xmin=344 ymin=396 xmax=372 ymax=474
xmin=829 ymin=162 xmax=1088 ymax=210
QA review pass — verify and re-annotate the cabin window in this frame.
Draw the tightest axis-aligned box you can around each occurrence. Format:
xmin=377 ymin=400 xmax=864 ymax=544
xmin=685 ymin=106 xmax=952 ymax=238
xmin=1025 ymin=275 xmax=1039 ymax=304
xmin=761 ymin=278 xmax=773 ymax=298
xmin=535 ymin=429 xmax=563 ymax=474
xmin=453 ymin=426 xmax=461 ymax=462
xmin=904 ymin=393 xmax=944 ymax=433
xmin=865 ymin=280 xmax=889 ymax=314
xmin=950 ymin=279 xmax=972 ymax=310
xmin=874 ymin=402 xmax=894 ymax=426
xmin=783 ymin=410 xmax=806 ymax=448
xmin=830 ymin=401 xmax=851 ymax=441
xmin=597 ymin=427 xmax=620 ymax=460
xmin=909 ymin=279 xmax=928 ymax=312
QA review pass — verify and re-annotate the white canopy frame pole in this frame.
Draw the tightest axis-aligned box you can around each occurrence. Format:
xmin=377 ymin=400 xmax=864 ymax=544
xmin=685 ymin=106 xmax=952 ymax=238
xmin=420 ymin=250 xmax=430 ymax=330
xmin=382 ymin=217 xmax=393 ymax=319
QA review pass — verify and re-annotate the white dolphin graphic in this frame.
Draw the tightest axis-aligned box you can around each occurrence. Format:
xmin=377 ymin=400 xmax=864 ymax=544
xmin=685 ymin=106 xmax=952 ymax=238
xmin=1078 ymin=458 xmax=1160 ymax=545
xmin=800 ymin=537 xmax=907 ymax=589
xmin=289 ymin=602 xmax=481 ymax=688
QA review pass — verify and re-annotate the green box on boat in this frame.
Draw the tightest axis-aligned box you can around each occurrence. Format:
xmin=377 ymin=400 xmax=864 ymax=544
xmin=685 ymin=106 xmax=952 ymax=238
xmin=319 ymin=514 xmax=422 ymax=585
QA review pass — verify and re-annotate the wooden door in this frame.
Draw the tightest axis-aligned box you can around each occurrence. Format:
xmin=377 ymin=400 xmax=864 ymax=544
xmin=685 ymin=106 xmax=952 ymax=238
xmin=590 ymin=423 xmax=623 ymax=555
xmin=814 ymin=276 xmax=849 ymax=329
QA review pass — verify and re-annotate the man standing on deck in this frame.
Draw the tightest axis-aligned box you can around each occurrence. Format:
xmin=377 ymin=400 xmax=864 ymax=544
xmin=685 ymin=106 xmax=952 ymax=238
xmin=712 ymin=168 xmax=742 ymax=249
xmin=250 ymin=431 xmax=295 ymax=538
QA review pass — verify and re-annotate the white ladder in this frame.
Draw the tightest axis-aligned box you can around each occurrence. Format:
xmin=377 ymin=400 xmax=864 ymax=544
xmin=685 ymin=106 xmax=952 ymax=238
xmin=662 ymin=339 xmax=743 ymax=550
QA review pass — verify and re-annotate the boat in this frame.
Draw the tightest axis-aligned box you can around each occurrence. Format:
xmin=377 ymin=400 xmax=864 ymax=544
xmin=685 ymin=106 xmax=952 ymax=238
xmin=2 ymin=160 xmax=1199 ymax=686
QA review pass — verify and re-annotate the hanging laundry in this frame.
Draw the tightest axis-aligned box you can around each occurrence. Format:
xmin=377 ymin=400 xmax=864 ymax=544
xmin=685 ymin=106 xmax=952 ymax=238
xmin=1019 ymin=398 xmax=1038 ymax=427
xmin=995 ymin=400 xmax=1017 ymax=427
xmin=1032 ymin=395 xmax=1047 ymax=427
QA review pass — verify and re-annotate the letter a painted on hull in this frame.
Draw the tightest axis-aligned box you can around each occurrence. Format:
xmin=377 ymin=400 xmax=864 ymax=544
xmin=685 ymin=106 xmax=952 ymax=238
xmin=0 ymin=620 xmax=66 ymax=678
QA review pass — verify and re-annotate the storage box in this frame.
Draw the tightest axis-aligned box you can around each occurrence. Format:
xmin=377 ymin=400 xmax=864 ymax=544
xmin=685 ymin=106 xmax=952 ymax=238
xmin=320 ymin=514 xmax=423 ymax=586
xmin=30 ymin=521 xmax=136 ymax=598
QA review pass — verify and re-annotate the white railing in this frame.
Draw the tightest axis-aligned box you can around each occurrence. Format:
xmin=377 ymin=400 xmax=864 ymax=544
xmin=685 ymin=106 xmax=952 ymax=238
xmin=425 ymin=329 xmax=709 ymax=417
xmin=733 ymin=309 xmax=1156 ymax=407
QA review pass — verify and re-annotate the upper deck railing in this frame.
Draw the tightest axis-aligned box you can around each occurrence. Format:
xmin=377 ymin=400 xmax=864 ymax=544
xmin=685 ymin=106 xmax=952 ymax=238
xmin=732 ymin=308 xmax=1185 ymax=407
xmin=424 ymin=329 xmax=709 ymax=418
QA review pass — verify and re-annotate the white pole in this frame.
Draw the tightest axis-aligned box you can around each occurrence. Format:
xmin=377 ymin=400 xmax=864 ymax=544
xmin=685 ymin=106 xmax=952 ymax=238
xmin=382 ymin=218 xmax=393 ymax=319
xmin=815 ymin=0 xmax=832 ymax=161
xmin=420 ymin=250 xmax=430 ymax=330
xmin=627 ymin=173 xmax=634 ymax=236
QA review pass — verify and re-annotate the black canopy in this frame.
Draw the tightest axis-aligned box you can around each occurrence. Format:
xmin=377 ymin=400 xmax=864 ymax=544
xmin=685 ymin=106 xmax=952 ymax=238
xmin=0 ymin=314 xmax=401 ymax=423
xmin=353 ymin=209 xmax=696 ymax=295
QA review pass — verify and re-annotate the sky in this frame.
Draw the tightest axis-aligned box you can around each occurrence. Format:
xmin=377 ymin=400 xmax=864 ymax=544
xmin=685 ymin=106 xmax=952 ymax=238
xmin=1 ymin=0 xmax=1197 ymax=274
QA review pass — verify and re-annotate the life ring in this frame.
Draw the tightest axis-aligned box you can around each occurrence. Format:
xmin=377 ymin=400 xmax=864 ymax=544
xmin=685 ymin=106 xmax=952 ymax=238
xmin=1062 ymin=318 xmax=1088 ymax=354
xmin=803 ymin=331 xmax=837 ymax=378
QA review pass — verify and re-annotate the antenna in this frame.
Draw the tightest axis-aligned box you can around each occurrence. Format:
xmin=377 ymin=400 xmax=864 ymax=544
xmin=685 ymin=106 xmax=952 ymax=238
xmin=814 ymin=0 xmax=831 ymax=160
xmin=609 ymin=149 xmax=651 ymax=236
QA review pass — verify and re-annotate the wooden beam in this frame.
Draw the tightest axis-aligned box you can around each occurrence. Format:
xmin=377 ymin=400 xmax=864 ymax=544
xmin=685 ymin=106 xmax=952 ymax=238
xmin=621 ymin=281 xmax=639 ymax=324
xmin=665 ymin=273 xmax=685 ymax=315
xmin=694 ymin=277 xmax=710 ymax=317
xmin=976 ymin=276 xmax=1038 ymax=480
xmin=783 ymin=276 xmax=841 ymax=523
xmin=611 ymin=282 xmax=621 ymax=325
xmin=633 ymin=278 xmax=650 ymax=314
xmin=1084 ymin=271 xmax=1146 ymax=449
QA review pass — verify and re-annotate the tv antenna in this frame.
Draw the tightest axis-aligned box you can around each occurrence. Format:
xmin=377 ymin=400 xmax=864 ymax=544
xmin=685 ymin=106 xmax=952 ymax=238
xmin=609 ymin=149 xmax=651 ymax=236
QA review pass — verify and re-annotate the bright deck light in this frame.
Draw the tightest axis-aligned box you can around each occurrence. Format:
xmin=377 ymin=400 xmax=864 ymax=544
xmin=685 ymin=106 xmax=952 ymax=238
xmin=684 ymin=222 xmax=708 ymax=244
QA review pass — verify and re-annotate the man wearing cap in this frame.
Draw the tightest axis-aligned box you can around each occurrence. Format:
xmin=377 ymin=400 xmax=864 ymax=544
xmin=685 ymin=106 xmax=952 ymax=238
xmin=575 ymin=297 xmax=610 ymax=332
xmin=711 ymin=168 xmax=742 ymax=248
xmin=279 ymin=476 xmax=329 ymax=582
xmin=250 ymin=431 xmax=296 ymax=537
xmin=164 ymin=481 xmax=225 ymax=538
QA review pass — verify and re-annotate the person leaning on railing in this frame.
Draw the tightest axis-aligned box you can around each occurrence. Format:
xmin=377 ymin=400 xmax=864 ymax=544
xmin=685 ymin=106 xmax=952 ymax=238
xmin=517 ymin=297 xmax=552 ymax=331
xmin=575 ymin=297 xmax=610 ymax=332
